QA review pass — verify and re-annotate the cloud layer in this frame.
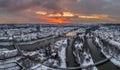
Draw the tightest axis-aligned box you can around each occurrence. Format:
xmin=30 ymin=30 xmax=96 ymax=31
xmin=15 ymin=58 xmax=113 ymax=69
xmin=0 ymin=0 xmax=120 ymax=23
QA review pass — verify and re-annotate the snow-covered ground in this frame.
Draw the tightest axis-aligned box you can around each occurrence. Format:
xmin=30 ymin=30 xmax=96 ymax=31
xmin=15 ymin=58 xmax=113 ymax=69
xmin=81 ymin=52 xmax=98 ymax=70
xmin=94 ymin=26 xmax=120 ymax=43
xmin=108 ymin=40 xmax=120 ymax=50
xmin=0 ymin=35 xmax=69 ymax=70
xmin=31 ymin=63 xmax=57 ymax=70
xmin=0 ymin=27 xmax=76 ymax=42
xmin=28 ymin=39 xmax=68 ymax=70
xmin=55 ymin=39 xmax=67 ymax=68
xmin=0 ymin=49 xmax=18 ymax=59
xmin=93 ymin=26 xmax=120 ymax=67
xmin=0 ymin=49 xmax=22 ymax=70
xmin=94 ymin=37 xmax=120 ymax=67
xmin=72 ymin=35 xmax=98 ymax=70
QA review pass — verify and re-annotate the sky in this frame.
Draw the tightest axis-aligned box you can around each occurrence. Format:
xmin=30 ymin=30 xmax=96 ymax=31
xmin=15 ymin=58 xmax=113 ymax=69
xmin=0 ymin=0 xmax=120 ymax=24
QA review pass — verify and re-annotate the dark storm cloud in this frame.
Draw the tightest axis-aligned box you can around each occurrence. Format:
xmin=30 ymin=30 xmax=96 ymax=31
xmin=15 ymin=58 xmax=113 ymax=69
xmin=61 ymin=0 xmax=112 ymax=14
xmin=0 ymin=0 xmax=119 ymax=15
xmin=0 ymin=0 xmax=10 ymax=7
xmin=0 ymin=0 xmax=62 ymax=12
xmin=0 ymin=0 xmax=32 ymax=11
xmin=81 ymin=0 xmax=120 ymax=16
xmin=61 ymin=0 xmax=120 ymax=17
xmin=42 ymin=0 xmax=62 ymax=12
xmin=33 ymin=0 xmax=64 ymax=13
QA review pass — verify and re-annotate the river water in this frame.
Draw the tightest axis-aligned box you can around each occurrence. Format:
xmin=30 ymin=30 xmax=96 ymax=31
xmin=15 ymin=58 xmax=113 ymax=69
xmin=65 ymin=34 xmax=120 ymax=70
xmin=87 ymin=38 xmax=119 ymax=70
xmin=66 ymin=38 xmax=80 ymax=69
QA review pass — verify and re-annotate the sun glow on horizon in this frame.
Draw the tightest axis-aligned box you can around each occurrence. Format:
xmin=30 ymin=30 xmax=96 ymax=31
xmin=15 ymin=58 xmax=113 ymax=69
xmin=49 ymin=18 xmax=64 ymax=24
xmin=34 ymin=10 xmax=120 ymax=24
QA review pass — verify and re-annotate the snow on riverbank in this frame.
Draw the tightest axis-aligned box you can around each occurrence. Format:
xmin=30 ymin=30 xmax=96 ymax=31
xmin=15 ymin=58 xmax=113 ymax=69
xmin=59 ymin=46 xmax=66 ymax=68
xmin=55 ymin=39 xmax=67 ymax=68
xmin=95 ymin=37 xmax=120 ymax=67
xmin=31 ymin=64 xmax=57 ymax=70
xmin=73 ymin=41 xmax=98 ymax=70
xmin=101 ymin=49 xmax=120 ymax=67
xmin=108 ymin=40 xmax=120 ymax=49
xmin=81 ymin=52 xmax=98 ymax=70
